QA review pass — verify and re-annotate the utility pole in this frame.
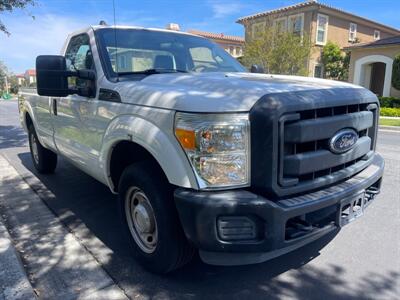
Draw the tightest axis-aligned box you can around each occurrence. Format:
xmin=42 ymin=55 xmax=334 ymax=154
xmin=5 ymin=75 xmax=9 ymax=94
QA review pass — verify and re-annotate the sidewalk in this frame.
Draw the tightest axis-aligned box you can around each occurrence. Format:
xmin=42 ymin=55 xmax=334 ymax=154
xmin=0 ymin=217 xmax=36 ymax=300
xmin=0 ymin=155 xmax=128 ymax=300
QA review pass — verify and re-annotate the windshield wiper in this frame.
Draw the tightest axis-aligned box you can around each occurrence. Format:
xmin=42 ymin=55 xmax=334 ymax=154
xmin=118 ymin=68 xmax=189 ymax=76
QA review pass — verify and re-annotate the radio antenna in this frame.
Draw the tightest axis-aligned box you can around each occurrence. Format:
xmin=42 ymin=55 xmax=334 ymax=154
xmin=112 ymin=0 xmax=119 ymax=82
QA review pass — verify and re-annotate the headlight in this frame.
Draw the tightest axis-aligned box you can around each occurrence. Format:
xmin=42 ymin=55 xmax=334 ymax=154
xmin=174 ymin=112 xmax=250 ymax=189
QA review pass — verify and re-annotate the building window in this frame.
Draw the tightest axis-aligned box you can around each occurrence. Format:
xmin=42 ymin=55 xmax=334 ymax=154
xmin=314 ymin=64 xmax=324 ymax=78
xmin=316 ymin=14 xmax=329 ymax=45
xmin=252 ymin=22 xmax=265 ymax=39
xmin=274 ymin=17 xmax=287 ymax=33
xmin=374 ymin=30 xmax=380 ymax=40
xmin=288 ymin=13 xmax=304 ymax=37
xmin=349 ymin=23 xmax=357 ymax=42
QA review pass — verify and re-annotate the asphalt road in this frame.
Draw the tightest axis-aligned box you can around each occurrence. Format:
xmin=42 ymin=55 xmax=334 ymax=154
xmin=1 ymin=100 xmax=399 ymax=300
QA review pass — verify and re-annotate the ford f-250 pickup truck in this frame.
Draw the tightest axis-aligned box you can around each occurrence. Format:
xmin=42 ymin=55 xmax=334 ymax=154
xmin=19 ymin=25 xmax=384 ymax=274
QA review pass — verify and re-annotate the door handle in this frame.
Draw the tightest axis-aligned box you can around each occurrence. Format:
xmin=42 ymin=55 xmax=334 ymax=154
xmin=53 ymin=99 xmax=57 ymax=115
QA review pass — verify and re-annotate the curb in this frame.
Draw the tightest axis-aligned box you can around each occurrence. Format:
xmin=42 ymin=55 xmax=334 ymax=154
xmin=380 ymin=116 xmax=400 ymax=120
xmin=379 ymin=125 xmax=400 ymax=132
xmin=0 ymin=155 xmax=128 ymax=300
xmin=0 ymin=218 xmax=37 ymax=300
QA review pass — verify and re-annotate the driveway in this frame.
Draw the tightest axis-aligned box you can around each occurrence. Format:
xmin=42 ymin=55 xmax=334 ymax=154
xmin=0 ymin=100 xmax=399 ymax=299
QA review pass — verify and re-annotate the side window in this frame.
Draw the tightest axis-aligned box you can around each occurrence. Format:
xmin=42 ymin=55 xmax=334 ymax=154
xmin=65 ymin=34 xmax=94 ymax=89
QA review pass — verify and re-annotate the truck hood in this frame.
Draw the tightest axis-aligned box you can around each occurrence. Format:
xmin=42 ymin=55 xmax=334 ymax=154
xmin=116 ymin=72 xmax=364 ymax=112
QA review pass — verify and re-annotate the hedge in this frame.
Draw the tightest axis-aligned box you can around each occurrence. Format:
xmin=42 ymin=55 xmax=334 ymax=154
xmin=378 ymin=96 xmax=400 ymax=108
xmin=380 ymin=107 xmax=400 ymax=117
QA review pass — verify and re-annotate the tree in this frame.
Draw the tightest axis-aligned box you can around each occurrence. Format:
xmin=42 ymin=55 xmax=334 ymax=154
xmin=0 ymin=60 xmax=8 ymax=92
xmin=242 ymin=28 xmax=312 ymax=76
xmin=0 ymin=0 xmax=35 ymax=35
xmin=321 ymin=41 xmax=349 ymax=81
xmin=392 ymin=54 xmax=400 ymax=90
xmin=8 ymin=74 xmax=18 ymax=93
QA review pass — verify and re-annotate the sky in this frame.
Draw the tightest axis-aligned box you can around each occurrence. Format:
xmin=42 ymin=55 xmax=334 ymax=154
xmin=0 ymin=0 xmax=399 ymax=73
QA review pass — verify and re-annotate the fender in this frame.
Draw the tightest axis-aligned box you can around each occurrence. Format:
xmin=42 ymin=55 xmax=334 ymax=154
xmin=100 ymin=114 xmax=199 ymax=192
xmin=21 ymin=96 xmax=57 ymax=150
xmin=21 ymin=100 xmax=34 ymax=132
xmin=21 ymin=99 xmax=44 ymax=143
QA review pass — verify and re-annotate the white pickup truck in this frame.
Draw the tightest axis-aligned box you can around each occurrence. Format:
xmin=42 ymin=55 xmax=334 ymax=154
xmin=19 ymin=25 xmax=384 ymax=274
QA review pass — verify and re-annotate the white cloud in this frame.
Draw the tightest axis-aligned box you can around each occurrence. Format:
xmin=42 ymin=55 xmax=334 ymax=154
xmin=209 ymin=1 xmax=244 ymax=18
xmin=0 ymin=14 xmax=88 ymax=73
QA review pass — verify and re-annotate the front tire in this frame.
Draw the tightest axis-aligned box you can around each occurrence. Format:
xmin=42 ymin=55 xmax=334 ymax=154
xmin=28 ymin=125 xmax=57 ymax=173
xmin=118 ymin=161 xmax=195 ymax=274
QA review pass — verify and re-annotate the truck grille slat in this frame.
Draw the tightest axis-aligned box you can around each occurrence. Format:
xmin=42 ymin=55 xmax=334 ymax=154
xmin=284 ymin=111 xmax=373 ymax=143
xmin=284 ymin=136 xmax=371 ymax=176
xmin=279 ymin=103 xmax=377 ymax=188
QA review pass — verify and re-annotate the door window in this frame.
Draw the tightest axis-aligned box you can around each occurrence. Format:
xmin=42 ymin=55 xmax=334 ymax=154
xmin=65 ymin=34 xmax=94 ymax=89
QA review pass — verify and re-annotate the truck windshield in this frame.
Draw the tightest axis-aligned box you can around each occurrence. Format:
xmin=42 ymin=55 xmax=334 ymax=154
xmin=95 ymin=28 xmax=246 ymax=77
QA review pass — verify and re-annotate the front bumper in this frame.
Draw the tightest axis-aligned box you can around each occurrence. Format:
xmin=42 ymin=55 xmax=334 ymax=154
xmin=174 ymin=153 xmax=384 ymax=266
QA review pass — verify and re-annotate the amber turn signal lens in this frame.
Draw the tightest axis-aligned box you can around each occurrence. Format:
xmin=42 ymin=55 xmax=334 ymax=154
xmin=175 ymin=128 xmax=195 ymax=150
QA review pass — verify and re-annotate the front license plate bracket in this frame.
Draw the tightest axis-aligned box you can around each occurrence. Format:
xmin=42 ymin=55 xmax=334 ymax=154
xmin=339 ymin=192 xmax=365 ymax=227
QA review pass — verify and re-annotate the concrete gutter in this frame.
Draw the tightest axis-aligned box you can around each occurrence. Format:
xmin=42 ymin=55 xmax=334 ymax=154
xmin=379 ymin=125 xmax=400 ymax=132
xmin=0 ymin=155 xmax=128 ymax=300
xmin=380 ymin=116 xmax=400 ymax=120
xmin=0 ymin=218 xmax=37 ymax=300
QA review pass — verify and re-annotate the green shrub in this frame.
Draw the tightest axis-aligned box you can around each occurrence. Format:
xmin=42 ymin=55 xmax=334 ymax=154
xmin=392 ymin=54 xmax=400 ymax=90
xmin=378 ymin=96 xmax=400 ymax=108
xmin=380 ymin=107 xmax=400 ymax=117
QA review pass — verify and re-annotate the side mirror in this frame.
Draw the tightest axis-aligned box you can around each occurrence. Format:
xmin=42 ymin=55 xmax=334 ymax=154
xmin=36 ymin=55 xmax=69 ymax=97
xmin=250 ymin=64 xmax=265 ymax=74
xmin=36 ymin=55 xmax=96 ymax=97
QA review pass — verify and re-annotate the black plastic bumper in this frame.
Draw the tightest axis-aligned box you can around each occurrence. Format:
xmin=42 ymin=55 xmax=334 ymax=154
xmin=174 ymin=153 xmax=384 ymax=266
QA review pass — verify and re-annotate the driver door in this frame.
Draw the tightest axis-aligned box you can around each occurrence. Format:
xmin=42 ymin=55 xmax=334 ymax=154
xmin=52 ymin=33 xmax=95 ymax=168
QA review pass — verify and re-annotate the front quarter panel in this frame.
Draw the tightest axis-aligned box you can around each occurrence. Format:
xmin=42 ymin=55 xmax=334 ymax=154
xmin=100 ymin=112 xmax=198 ymax=192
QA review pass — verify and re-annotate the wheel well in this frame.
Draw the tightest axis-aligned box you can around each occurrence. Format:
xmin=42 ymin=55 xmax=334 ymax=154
xmin=109 ymin=141 xmax=166 ymax=192
xmin=25 ymin=112 xmax=33 ymax=129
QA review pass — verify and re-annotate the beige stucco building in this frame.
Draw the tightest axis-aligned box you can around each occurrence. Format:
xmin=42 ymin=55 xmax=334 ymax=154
xmin=187 ymin=29 xmax=244 ymax=58
xmin=24 ymin=69 xmax=36 ymax=85
xmin=237 ymin=0 xmax=400 ymax=77
xmin=346 ymin=36 xmax=400 ymax=97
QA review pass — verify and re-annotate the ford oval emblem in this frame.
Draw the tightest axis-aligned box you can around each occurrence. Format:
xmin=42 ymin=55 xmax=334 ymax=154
xmin=329 ymin=129 xmax=358 ymax=154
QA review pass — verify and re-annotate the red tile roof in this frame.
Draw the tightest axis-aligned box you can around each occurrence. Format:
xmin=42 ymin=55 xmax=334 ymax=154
xmin=344 ymin=35 xmax=400 ymax=50
xmin=237 ymin=0 xmax=400 ymax=33
xmin=188 ymin=29 xmax=244 ymax=43
xmin=25 ymin=69 xmax=36 ymax=76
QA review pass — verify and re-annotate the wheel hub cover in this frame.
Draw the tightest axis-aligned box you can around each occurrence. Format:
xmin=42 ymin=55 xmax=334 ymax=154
xmin=133 ymin=203 xmax=154 ymax=233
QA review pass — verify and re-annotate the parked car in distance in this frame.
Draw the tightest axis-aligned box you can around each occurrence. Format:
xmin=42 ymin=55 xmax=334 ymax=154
xmin=19 ymin=25 xmax=384 ymax=274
